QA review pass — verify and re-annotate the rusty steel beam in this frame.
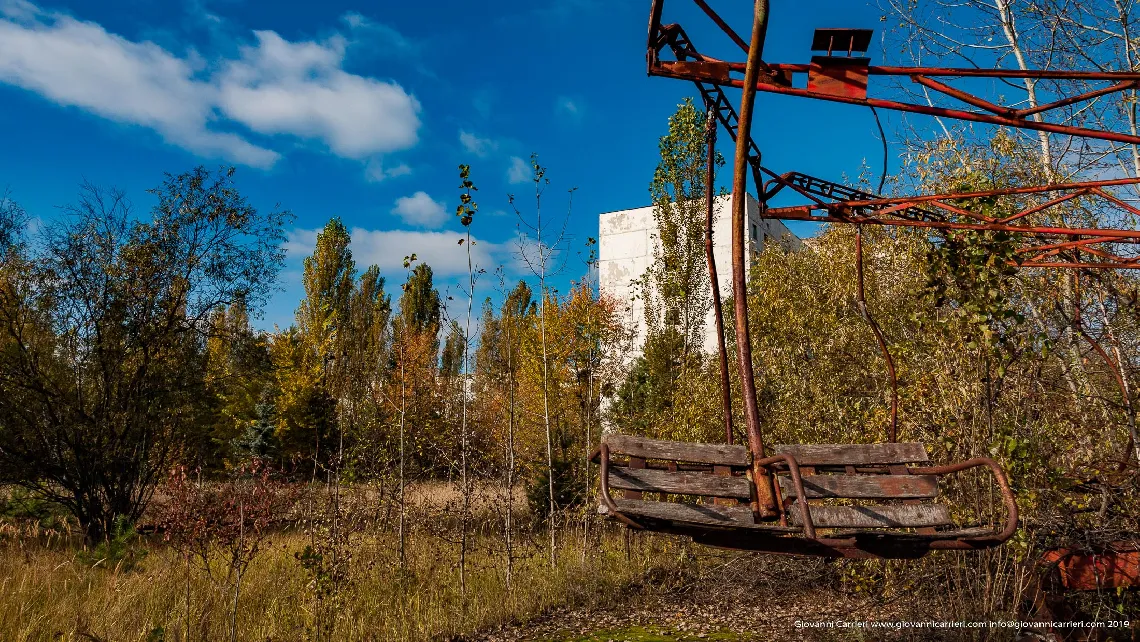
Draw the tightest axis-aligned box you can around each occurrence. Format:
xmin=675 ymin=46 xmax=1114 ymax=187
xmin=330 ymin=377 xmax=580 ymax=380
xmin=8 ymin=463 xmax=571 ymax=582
xmin=647 ymin=1 xmax=1140 ymax=145
xmin=753 ymin=167 xmax=1140 ymax=267
xmin=766 ymin=62 xmax=1140 ymax=81
xmin=656 ymin=65 xmax=1140 ymax=145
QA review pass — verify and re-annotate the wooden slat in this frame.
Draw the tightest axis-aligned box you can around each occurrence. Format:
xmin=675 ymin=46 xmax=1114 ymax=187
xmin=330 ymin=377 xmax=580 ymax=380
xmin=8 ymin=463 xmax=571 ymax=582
xmin=774 ymin=443 xmax=929 ymax=466
xmin=712 ymin=465 xmax=734 ymax=507
xmin=604 ymin=434 xmax=749 ymax=467
xmin=625 ymin=456 xmax=645 ymax=500
xmin=891 ymin=464 xmax=936 ymax=536
xmin=609 ymin=467 xmax=752 ymax=499
xmin=789 ymin=503 xmax=951 ymax=528
xmin=600 ymin=498 xmax=800 ymax=532
xmin=778 ymin=474 xmax=938 ymax=499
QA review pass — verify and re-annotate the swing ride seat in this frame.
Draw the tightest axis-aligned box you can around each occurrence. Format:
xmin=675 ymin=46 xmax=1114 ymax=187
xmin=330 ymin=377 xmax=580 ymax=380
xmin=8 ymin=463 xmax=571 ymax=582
xmin=595 ymin=435 xmax=1018 ymax=559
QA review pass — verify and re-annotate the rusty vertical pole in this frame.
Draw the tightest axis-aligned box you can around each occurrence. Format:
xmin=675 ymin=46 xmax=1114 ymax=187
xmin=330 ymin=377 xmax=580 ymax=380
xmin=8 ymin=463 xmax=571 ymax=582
xmin=732 ymin=0 xmax=777 ymax=516
xmin=854 ymin=226 xmax=899 ymax=442
xmin=705 ymin=108 xmax=734 ymax=445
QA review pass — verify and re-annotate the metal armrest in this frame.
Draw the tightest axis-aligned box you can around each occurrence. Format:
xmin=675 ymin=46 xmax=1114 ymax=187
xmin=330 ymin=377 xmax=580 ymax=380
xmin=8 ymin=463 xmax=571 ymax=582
xmin=908 ymin=457 xmax=1018 ymax=543
xmin=597 ymin=443 xmax=644 ymax=529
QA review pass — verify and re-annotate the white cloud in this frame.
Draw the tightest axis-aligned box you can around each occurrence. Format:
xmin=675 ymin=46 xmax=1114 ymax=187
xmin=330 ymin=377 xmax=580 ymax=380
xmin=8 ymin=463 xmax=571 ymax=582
xmin=459 ymin=129 xmax=496 ymax=157
xmin=351 ymin=228 xmax=503 ymax=276
xmin=364 ymin=158 xmax=412 ymax=182
xmin=0 ymin=2 xmax=422 ymax=167
xmin=218 ymin=31 xmax=421 ymax=159
xmin=283 ymin=228 xmax=319 ymax=261
xmin=1 ymin=0 xmax=39 ymax=20
xmin=341 ymin=12 xmax=418 ymax=58
xmin=556 ymin=96 xmax=582 ymax=119
xmin=392 ymin=191 xmax=446 ymax=228
xmin=507 ymin=156 xmax=530 ymax=184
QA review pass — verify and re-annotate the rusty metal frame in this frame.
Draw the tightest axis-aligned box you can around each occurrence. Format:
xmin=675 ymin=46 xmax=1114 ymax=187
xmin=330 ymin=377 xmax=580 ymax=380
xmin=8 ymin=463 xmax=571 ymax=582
xmin=907 ymin=457 xmax=1020 ymax=545
xmin=642 ymin=1 xmax=1140 ymax=271
xmin=648 ymin=0 xmax=1140 ymax=145
xmin=761 ymin=171 xmax=1140 ymax=268
xmin=605 ymin=0 xmax=1140 ymax=558
xmin=648 ymin=0 xmax=1140 ymax=271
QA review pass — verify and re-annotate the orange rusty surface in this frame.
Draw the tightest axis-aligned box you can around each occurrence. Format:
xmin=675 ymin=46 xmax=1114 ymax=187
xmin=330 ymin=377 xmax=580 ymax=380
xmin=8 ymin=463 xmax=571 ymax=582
xmin=806 ymin=57 xmax=870 ymax=99
xmin=1042 ymin=543 xmax=1140 ymax=591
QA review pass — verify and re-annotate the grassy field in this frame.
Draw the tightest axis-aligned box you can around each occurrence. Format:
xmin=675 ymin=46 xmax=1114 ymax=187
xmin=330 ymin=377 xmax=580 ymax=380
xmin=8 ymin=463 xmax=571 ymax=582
xmin=0 ymin=484 xmax=681 ymax=642
xmin=2 ymin=482 xmax=1135 ymax=642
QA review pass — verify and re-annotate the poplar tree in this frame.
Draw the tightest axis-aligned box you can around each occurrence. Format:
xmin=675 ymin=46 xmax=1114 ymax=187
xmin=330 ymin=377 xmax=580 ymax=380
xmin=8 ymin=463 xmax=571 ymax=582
xmin=643 ymin=97 xmax=718 ymax=360
xmin=615 ymin=99 xmax=721 ymax=434
xmin=298 ymin=218 xmax=356 ymax=393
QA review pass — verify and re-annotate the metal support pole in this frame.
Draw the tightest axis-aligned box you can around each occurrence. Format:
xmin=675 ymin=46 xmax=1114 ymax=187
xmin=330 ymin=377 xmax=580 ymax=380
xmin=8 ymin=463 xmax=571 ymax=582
xmin=854 ymin=226 xmax=899 ymax=442
xmin=705 ymin=108 xmax=734 ymax=445
xmin=732 ymin=0 xmax=777 ymax=516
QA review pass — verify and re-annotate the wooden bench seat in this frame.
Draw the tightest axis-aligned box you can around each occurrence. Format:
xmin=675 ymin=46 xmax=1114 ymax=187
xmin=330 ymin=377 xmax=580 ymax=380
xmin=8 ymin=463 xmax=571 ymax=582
xmin=596 ymin=435 xmax=1018 ymax=558
xmin=778 ymin=474 xmax=938 ymax=499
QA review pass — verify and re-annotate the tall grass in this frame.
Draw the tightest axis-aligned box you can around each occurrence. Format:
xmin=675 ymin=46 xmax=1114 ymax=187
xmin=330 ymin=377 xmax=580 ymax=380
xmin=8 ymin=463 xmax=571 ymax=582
xmin=0 ymin=499 xmax=673 ymax=642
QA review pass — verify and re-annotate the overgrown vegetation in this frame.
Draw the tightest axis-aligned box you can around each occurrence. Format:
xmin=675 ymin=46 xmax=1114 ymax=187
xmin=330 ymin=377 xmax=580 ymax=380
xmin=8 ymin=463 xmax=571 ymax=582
xmin=2 ymin=29 xmax=1140 ymax=634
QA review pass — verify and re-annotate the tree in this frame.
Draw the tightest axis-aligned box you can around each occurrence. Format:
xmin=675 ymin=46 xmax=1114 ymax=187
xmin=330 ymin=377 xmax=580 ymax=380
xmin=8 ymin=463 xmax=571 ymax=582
xmin=512 ymin=154 xmax=572 ymax=567
xmin=390 ymin=262 xmax=443 ymax=473
xmin=204 ymin=298 xmax=273 ymax=470
xmin=476 ymin=277 xmax=534 ymax=591
xmin=269 ymin=327 xmax=336 ymax=467
xmin=298 ymin=218 xmax=356 ymax=399
xmin=612 ymin=99 xmax=721 ymax=438
xmin=643 ymin=97 xmax=718 ymax=361
xmin=396 ymin=263 xmax=442 ymax=342
xmin=0 ymin=167 xmax=288 ymax=540
xmin=440 ymin=320 xmax=466 ymax=379
xmin=453 ymin=162 xmax=483 ymax=597
xmin=342 ymin=264 xmax=392 ymax=478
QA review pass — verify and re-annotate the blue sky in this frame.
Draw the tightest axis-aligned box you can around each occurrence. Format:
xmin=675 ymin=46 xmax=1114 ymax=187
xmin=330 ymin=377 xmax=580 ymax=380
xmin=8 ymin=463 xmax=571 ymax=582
xmin=0 ymin=0 xmax=893 ymax=330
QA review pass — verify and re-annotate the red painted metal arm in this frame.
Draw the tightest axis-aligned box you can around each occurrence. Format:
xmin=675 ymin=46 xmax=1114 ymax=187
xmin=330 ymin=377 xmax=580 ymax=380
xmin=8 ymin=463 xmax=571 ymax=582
xmin=909 ymin=457 xmax=1019 ymax=543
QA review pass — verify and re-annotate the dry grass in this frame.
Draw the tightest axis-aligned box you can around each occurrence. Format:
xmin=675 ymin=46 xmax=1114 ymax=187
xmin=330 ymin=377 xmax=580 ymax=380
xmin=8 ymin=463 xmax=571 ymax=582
xmin=0 ymin=487 xmax=671 ymax=642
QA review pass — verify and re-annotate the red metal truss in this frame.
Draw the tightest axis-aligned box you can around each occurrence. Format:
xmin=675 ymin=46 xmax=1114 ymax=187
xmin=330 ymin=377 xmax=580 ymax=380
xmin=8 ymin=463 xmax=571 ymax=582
xmin=648 ymin=0 xmax=1140 ymax=145
xmin=647 ymin=0 xmax=1140 ymax=269
xmin=761 ymin=171 xmax=1140 ymax=269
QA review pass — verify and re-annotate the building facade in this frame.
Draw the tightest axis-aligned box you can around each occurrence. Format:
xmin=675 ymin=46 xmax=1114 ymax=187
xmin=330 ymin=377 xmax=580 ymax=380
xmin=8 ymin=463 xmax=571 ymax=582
xmin=598 ymin=192 xmax=802 ymax=356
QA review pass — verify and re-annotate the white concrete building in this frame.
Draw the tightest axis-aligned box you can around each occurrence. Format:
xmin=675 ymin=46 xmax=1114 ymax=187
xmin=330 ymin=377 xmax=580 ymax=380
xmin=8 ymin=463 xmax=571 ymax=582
xmin=599 ymin=192 xmax=802 ymax=356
